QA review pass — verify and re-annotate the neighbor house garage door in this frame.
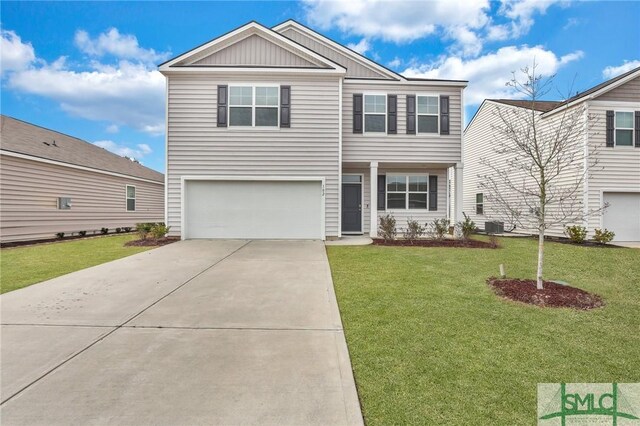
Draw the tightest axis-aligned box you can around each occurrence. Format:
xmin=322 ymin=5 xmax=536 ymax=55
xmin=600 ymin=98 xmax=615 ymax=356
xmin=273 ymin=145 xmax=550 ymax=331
xmin=184 ymin=179 xmax=324 ymax=240
xmin=603 ymin=192 xmax=640 ymax=242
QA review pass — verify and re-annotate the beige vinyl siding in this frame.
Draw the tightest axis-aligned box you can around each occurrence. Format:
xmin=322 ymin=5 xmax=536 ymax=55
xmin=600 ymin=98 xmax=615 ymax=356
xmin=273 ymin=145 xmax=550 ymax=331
xmin=166 ymin=74 xmax=340 ymax=238
xmin=192 ymin=34 xmax=320 ymax=68
xmin=595 ymin=76 xmax=640 ymax=102
xmin=278 ymin=28 xmax=389 ymax=79
xmin=0 ymin=155 xmax=164 ymax=243
xmin=342 ymin=82 xmax=462 ymax=165
xmin=585 ymin=100 xmax=640 ymax=233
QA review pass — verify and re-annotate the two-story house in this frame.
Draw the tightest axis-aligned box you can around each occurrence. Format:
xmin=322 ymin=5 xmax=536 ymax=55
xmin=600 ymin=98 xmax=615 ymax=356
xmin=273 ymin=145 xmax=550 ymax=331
xmin=463 ymin=66 xmax=640 ymax=242
xmin=160 ymin=20 xmax=466 ymax=240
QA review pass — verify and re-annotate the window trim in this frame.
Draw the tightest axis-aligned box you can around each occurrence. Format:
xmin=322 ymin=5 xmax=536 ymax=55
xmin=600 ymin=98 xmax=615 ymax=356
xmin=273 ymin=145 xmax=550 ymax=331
xmin=363 ymin=92 xmax=387 ymax=134
xmin=614 ymin=110 xmax=634 ymax=147
xmin=126 ymin=185 xmax=136 ymax=212
xmin=416 ymin=93 xmax=440 ymax=134
xmin=228 ymin=84 xmax=280 ymax=128
xmin=476 ymin=193 xmax=484 ymax=215
xmin=384 ymin=173 xmax=430 ymax=210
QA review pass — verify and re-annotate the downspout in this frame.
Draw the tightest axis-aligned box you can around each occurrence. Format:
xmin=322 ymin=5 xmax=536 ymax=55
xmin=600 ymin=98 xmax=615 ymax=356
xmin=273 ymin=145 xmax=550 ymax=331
xmin=337 ymin=77 xmax=343 ymax=238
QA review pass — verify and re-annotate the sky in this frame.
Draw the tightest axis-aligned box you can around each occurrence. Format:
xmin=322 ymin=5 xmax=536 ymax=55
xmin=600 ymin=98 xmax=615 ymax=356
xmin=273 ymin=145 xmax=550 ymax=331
xmin=1 ymin=1 xmax=639 ymax=173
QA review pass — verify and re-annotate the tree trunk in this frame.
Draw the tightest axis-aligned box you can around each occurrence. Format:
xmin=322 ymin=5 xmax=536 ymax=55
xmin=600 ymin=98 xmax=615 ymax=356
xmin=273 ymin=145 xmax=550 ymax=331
xmin=536 ymin=227 xmax=545 ymax=290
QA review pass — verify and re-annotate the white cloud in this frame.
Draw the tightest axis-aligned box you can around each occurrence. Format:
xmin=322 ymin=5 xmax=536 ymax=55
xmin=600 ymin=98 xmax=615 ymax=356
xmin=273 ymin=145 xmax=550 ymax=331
xmin=602 ymin=60 xmax=640 ymax=79
xmin=0 ymin=29 xmax=36 ymax=75
xmin=347 ymin=38 xmax=371 ymax=55
xmin=94 ymin=140 xmax=152 ymax=159
xmin=403 ymin=45 xmax=583 ymax=105
xmin=74 ymin=28 xmax=170 ymax=63
xmin=493 ymin=0 xmax=563 ymax=39
xmin=106 ymin=124 xmax=119 ymax=133
xmin=387 ymin=57 xmax=402 ymax=68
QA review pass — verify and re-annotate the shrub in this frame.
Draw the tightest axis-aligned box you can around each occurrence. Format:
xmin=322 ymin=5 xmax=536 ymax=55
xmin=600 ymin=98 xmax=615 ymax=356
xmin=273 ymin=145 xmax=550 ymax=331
xmin=115 ymin=227 xmax=122 ymax=233
xmin=565 ymin=225 xmax=587 ymax=244
xmin=403 ymin=218 xmax=425 ymax=241
xmin=458 ymin=213 xmax=477 ymax=241
xmin=123 ymin=227 xmax=132 ymax=233
xmin=136 ymin=222 xmax=154 ymax=239
xmin=593 ymin=228 xmax=615 ymax=245
xmin=55 ymin=232 xmax=65 ymax=239
xmin=100 ymin=227 xmax=109 ymax=235
xmin=150 ymin=222 xmax=171 ymax=239
xmin=488 ymin=234 xmax=500 ymax=248
xmin=428 ymin=218 xmax=450 ymax=241
xmin=379 ymin=214 xmax=397 ymax=241
xmin=79 ymin=230 xmax=87 ymax=237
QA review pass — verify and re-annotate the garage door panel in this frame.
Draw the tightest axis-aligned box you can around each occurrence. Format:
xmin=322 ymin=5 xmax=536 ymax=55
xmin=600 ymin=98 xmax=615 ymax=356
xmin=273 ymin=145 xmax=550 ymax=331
xmin=185 ymin=180 xmax=323 ymax=240
xmin=603 ymin=192 xmax=640 ymax=242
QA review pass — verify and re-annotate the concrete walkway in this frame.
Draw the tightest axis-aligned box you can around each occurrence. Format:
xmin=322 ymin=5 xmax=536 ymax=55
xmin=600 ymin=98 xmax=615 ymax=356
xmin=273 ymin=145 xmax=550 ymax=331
xmin=0 ymin=240 xmax=363 ymax=426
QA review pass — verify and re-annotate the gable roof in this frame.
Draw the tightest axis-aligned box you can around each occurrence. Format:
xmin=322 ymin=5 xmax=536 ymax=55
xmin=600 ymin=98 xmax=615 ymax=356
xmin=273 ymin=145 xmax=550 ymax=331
xmin=489 ymin=99 xmax=563 ymax=112
xmin=0 ymin=115 xmax=164 ymax=183
xmin=564 ymin=65 xmax=640 ymax=104
xmin=159 ymin=21 xmax=345 ymax=74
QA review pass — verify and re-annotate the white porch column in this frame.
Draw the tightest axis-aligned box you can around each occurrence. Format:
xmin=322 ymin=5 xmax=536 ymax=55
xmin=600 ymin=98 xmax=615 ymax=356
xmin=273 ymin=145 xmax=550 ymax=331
xmin=369 ymin=161 xmax=378 ymax=237
xmin=454 ymin=163 xmax=464 ymax=224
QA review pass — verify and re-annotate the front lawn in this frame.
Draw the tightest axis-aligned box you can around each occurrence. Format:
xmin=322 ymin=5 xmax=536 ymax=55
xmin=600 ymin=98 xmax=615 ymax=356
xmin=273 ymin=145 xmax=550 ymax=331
xmin=1 ymin=234 xmax=152 ymax=294
xmin=327 ymin=237 xmax=640 ymax=425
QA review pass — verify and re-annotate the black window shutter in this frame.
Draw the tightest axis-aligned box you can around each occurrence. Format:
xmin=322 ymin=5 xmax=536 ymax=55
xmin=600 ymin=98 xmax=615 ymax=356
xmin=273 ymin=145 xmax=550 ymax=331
xmin=606 ymin=110 xmax=614 ymax=147
xmin=280 ymin=85 xmax=291 ymax=128
xmin=377 ymin=175 xmax=386 ymax=211
xmin=440 ymin=96 xmax=450 ymax=135
xmin=217 ymin=85 xmax=228 ymax=127
xmin=635 ymin=111 xmax=640 ymax=148
xmin=406 ymin=95 xmax=416 ymax=134
xmin=429 ymin=176 xmax=438 ymax=211
xmin=387 ymin=95 xmax=397 ymax=134
xmin=353 ymin=94 xmax=363 ymax=134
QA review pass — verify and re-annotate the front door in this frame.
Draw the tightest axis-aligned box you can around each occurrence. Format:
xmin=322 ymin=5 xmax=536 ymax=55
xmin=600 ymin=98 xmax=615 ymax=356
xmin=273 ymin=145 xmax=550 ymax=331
xmin=342 ymin=182 xmax=362 ymax=233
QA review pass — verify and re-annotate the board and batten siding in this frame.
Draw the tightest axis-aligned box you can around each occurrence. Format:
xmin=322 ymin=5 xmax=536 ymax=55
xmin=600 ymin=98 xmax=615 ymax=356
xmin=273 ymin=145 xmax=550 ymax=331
xmin=0 ymin=154 xmax=164 ymax=242
xmin=342 ymin=82 xmax=462 ymax=165
xmin=166 ymin=74 xmax=341 ymax=238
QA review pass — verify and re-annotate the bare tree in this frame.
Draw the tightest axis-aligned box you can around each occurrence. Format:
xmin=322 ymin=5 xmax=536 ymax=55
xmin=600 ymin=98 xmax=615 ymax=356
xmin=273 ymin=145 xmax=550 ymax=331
xmin=479 ymin=62 xmax=602 ymax=289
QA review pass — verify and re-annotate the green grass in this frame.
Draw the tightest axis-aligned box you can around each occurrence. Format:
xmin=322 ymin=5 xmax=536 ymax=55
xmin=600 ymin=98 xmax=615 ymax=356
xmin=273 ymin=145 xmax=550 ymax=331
xmin=1 ymin=234 xmax=152 ymax=294
xmin=327 ymin=237 xmax=640 ymax=425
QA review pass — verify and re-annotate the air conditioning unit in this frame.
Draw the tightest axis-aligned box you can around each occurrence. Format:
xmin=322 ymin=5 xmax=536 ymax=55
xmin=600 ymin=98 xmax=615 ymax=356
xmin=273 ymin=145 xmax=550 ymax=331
xmin=484 ymin=221 xmax=504 ymax=234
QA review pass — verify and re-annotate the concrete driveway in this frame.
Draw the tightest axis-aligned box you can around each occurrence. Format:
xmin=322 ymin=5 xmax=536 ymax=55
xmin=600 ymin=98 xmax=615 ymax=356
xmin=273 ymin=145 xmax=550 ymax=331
xmin=0 ymin=240 xmax=363 ymax=426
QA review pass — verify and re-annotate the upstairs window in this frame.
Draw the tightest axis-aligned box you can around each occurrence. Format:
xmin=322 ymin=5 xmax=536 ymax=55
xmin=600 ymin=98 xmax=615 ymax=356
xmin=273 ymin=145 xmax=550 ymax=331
xmin=229 ymin=86 xmax=279 ymax=127
xmin=476 ymin=193 xmax=484 ymax=215
xmin=126 ymin=185 xmax=136 ymax=211
xmin=417 ymin=95 xmax=439 ymax=133
xmin=364 ymin=94 xmax=386 ymax=133
xmin=615 ymin=111 xmax=633 ymax=146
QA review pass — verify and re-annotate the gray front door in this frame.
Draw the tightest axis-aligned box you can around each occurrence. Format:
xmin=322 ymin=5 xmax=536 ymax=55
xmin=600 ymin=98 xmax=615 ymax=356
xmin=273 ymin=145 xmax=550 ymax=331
xmin=342 ymin=183 xmax=362 ymax=233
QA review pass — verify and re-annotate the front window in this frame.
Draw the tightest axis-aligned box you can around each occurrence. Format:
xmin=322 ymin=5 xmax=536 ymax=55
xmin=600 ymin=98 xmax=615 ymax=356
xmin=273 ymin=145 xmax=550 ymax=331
xmin=126 ymin=185 xmax=136 ymax=211
xmin=417 ymin=95 xmax=439 ymax=133
xmin=229 ymin=86 xmax=279 ymax=127
xmin=476 ymin=193 xmax=484 ymax=215
xmin=386 ymin=175 xmax=428 ymax=209
xmin=615 ymin=111 xmax=633 ymax=146
xmin=364 ymin=94 xmax=386 ymax=133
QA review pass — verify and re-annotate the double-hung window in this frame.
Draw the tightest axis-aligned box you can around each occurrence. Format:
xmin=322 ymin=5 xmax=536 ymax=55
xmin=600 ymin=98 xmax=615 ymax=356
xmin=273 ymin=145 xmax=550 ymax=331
xmin=126 ymin=185 xmax=136 ymax=212
xmin=476 ymin=193 xmax=484 ymax=215
xmin=417 ymin=95 xmax=439 ymax=133
xmin=229 ymin=86 xmax=279 ymax=127
xmin=364 ymin=94 xmax=386 ymax=133
xmin=615 ymin=111 xmax=633 ymax=146
xmin=386 ymin=175 xmax=429 ymax=209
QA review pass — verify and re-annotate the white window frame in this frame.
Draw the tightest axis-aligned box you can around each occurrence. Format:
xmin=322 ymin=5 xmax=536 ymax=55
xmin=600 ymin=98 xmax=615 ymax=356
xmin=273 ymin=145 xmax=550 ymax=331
xmin=228 ymin=84 xmax=280 ymax=128
xmin=126 ymin=185 xmax=136 ymax=212
xmin=416 ymin=93 xmax=440 ymax=134
xmin=476 ymin=193 xmax=484 ymax=215
xmin=385 ymin=173 xmax=429 ymax=210
xmin=614 ymin=110 xmax=634 ymax=147
xmin=363 ymin=93 xmax=387 ymax=134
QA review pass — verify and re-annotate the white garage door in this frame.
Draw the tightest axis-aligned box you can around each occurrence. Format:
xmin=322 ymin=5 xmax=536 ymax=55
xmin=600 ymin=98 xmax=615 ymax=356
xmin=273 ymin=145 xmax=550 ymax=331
xmin=603 ymin=192 xmax=640 ymax=242
xmin=184 ymin=180 xmax=323 ymax=240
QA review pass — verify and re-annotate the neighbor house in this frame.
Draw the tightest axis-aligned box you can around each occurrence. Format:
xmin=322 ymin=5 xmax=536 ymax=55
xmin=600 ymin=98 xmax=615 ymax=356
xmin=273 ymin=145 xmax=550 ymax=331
xmin=463 ymin=66 xmax=640 ymax=242
xmin=0 ymin=116 xmax=165 ymax=243
xmin=160 ymin=20 xmax=467 ymax=240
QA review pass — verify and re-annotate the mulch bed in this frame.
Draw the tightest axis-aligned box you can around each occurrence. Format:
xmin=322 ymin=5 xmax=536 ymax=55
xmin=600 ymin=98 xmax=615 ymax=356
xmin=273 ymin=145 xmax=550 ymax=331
xmin=372 ymin=238 xmax=498 ymax=248
xmin=487 ymin=277 xmax=604 ymax=310
xmin=1 ymin=232 xmax=133 ymax=248
xmin=124 ymin=237 xmax=180 ymax=247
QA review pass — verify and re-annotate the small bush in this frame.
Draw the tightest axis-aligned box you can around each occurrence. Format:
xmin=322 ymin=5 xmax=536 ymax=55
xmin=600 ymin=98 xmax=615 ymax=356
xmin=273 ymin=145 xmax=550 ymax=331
xmin=55 ymin=232 xmax=65 ymax=239
xmin=593 ymin=228 xmax=615 ymax=245
xmin=379 ymin=214 xmax=397 ymax=241
xmin=403 ymin=218 xmax=425 ymax=241
xmin=136 ymin=222 xmax=154 ymax=239
xmin=457 ymin=213 xmax=477 ymax=241
xmin=115 ymin=227 xmax=122 ymax=233
xmin=427 ymin=218 xmax=449 ymax=241
xmin=150 ymin=222 xmax=171 ymax=239
xmin=79 ymin=230 xmax=87 ymax=237
xmin=123 ymin=227 xmax=132 ymax=233
xmin=488 ymin=234 xmax=500 ymax=248
xmin=100 ymin=227 xmax=109 ymax=235
xmin=565 ymin=225 xmax=587 ymax=244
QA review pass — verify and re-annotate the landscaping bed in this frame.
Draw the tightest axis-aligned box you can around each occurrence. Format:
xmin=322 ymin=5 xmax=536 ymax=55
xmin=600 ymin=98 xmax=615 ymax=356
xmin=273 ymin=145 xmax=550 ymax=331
xmin=372 ymin=238 xmax=497 ymax=248
xmin=124 ymin=237 xmax=179 ymax=247
xmin=487 ymin=277 xmax=604 ymax=310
